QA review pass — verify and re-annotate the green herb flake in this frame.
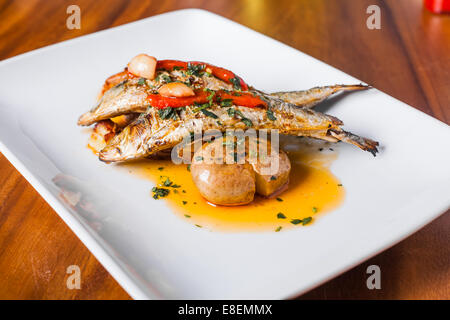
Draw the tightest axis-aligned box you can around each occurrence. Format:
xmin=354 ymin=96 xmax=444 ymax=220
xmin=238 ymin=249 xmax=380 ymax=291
xmin=267 ymin=109 xmax=277 ymax=121
xmin=152 ymin=187 xmax=170 ymax=199
xmin=241 ymin=118 xmax=253 ymax=127
xmin=337 ymin=184 xmax=343 ymax=187
xmin=187 ymin=164 xmax=191 ymax=172
xmin=182 ymin=201 xmax=188 ymax=205
xmin=227 ymin=107 xmax=252 ymax=127
xmin=312 ymin=207 xmax=318 ymax=213
xmin=275 ymin=226 xmax=282 ymax=232
xmin=276 ymin=197 xmax=283 ymax=202
xmin=302 ymin=217 xmax=313 ymax=225
xmin=270 ymin=176 xmax=277 ymax=181
xmin=195 ymin=224 xmax=202 ymax=228
xmin=163 ymin=177 xmax=173 ymax=187
xmin=230 ymin=76 xmax=242 ymax=90
xmin=137 ymin=77 xmax=147 ymax=85
xmin=158 ymin=107 xmax=177 ymax=120
xmin=158 ymin=167 xmax=164 ymax=171
xmin=220 ymin=99 xmax=234 ymax=107
xmin=195 ymin=156 xmax=204 ymax=161
xmin=201 ymin=108 xmax=219 ymax=119
xmin=277 ymin=213 xmax=286 ymax=219
xmin=290 ymin=219 xmax=302 ymax=225
xmin=187 ymin=63 xmax=204 ymax=76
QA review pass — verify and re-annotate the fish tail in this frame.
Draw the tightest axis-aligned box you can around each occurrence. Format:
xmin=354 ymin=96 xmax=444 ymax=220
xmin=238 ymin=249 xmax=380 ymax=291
xmin=329 ymin=129 xmax=379 ymax=156
xmin=331 ymin=84 xmax=371 ymax=92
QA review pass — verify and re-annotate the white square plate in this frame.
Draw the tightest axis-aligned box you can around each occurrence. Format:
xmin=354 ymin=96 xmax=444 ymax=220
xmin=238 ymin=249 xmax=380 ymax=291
xmin=0 ymin=9 xmax=449 ymax=299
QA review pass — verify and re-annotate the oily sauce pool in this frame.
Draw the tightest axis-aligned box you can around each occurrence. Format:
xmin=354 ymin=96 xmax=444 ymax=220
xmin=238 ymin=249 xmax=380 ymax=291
xmin=121 ymin=137 xmax=345 ymax=232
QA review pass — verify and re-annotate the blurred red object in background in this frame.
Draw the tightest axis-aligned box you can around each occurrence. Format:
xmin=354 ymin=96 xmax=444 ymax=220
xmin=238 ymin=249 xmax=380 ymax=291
xmin=425 ymin=0 xmax=450 ymax=13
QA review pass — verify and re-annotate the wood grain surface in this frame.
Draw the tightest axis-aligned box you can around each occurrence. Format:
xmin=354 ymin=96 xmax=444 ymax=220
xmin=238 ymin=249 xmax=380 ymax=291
xmin=0 ymin=0 xmax=448 ymax=300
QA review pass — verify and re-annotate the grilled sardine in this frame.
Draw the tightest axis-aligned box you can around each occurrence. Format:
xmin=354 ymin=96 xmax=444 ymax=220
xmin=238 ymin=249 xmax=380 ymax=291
xmin=78 ymin=70 xmax=370 ymax=127
xmin=99 ymin=94 xmax=378 ymax=162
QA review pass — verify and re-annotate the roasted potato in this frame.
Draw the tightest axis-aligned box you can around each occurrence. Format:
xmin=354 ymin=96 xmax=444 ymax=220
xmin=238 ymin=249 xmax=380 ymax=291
xmin=190 ymin=136 xmax=291 ymax=205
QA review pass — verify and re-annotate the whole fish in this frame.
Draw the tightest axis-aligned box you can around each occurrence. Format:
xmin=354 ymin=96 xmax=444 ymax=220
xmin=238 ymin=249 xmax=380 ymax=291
xmin=78 ymin=69 xmax=370 ymax=126
xmin=99 ymin=94 xmax=378 ymax=162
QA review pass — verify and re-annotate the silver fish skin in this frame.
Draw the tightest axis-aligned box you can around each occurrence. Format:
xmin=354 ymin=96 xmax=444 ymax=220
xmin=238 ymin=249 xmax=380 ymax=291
xmin=99 ymin=95 xmax=378 ymax=162
xmin=270 ymin=84 xmax=370 ymax=108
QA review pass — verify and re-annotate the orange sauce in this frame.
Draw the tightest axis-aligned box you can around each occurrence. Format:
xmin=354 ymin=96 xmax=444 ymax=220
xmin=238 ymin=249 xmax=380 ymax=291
xmin=121 ymin=137 xmax=345 ymax=232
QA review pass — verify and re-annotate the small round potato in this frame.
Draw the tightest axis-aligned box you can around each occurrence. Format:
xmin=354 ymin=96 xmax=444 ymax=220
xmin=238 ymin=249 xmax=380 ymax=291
xmin=190 ymin=136 xmax=291 ymax=205
xmin=191 ymin=161 xmax=256 ymax=206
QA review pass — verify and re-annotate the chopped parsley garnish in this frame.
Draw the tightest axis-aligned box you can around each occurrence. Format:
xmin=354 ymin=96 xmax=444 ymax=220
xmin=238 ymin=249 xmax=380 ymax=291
xmin=337 ymin=184 xmax=343 ymax=187
xmin=163 ymin=177 xmax=173 ymax=187
xmin=229 ymin=76 xmax=242 ymax=90
xmin=204 ymin=88 xmax=216 ymax=102
xmin=290 ymin=217 xmax=313 ymax=226
xmin=156 ymin=73 xmax=172 ymax=83
xmin=270 ymin=176 xmax=277 ymax=181
xmin=267 ymin=109 xmax=277 ymax=121
xmin=172 ymin=66 xmax=184 ymax=71
xmin=152 ymin=187 xmax=169 ymax=199
xmin=201 ymin=108 xmax=219 ymax=119
xmin=193 ymin=102 xmax=210 ymax=112
xmin=195 ymin=156 xmax=204 ymax=161
xmin=158 ymin=107 xmax=177 ymax=120
xmin=187 ymin=164 xmax=191 ymax=172
xmin=312 ymin=207 xmax=318 ymax=213
xmin=195 ymin=224 xmax=202 ymax=228
xmin=220 ymin=99 xmax=233 ymax=107
xmin=276 ymin=197 xmax=283 ymax=202
xmin=187 ymin=63 xmax=204 ymax=76
xmin=137 ymin=77 xmax=147 ymax=85
xmin=158 ymin=167 xmax=164 ymax=171
xmin=182 ymin=201 xmax=188 ymax=205
xmin=184 ymin=214 xmax=191 ymax=217
xmin=277 ymin=213 xmax=286 ymax=219
xmin=275 ymin=226 xmax=282 ymax=232
xmin=241 ymin=118 xmax=253 ymax=127
xmin=227 ymin=108 xmax=253 ymax=127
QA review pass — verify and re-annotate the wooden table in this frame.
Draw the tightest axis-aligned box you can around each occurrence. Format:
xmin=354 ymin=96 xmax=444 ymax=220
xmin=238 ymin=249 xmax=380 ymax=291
xmin=0 ymin=0 xmax=448 ymax=300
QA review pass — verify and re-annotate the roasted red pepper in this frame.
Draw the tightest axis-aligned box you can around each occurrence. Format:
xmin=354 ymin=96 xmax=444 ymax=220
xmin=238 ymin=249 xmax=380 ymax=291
xmin=156 ymin=60 xmax=249 ymax=91
xmin=147 ymin=89 xmax=266 ymax=109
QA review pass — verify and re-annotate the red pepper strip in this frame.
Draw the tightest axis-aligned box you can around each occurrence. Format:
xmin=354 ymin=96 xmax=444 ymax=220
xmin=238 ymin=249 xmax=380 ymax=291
xmin=147 ymin=90 xmax=266 ymax=109
xmin=156 ymin=60 xmax=249 ymax=91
